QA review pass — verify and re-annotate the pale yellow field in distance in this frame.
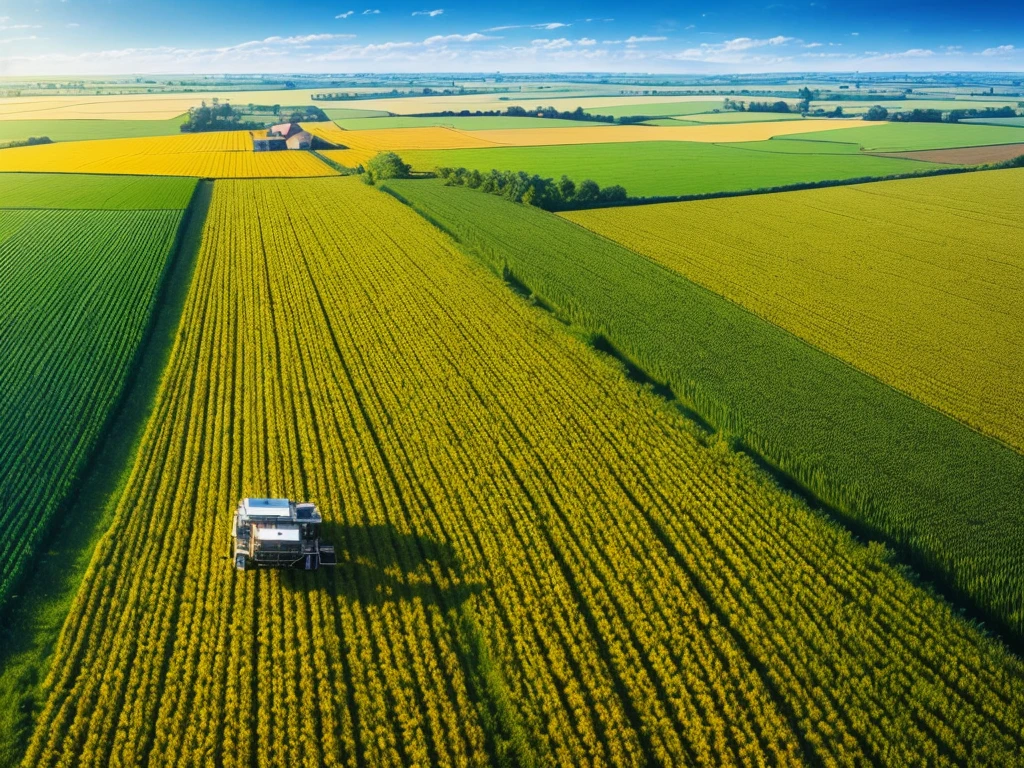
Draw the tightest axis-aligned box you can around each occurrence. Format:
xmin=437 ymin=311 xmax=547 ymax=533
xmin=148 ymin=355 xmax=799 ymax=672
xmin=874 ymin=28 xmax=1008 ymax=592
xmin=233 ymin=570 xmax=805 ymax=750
xmin=462 ymin=119 xmax=883 ymax=147
xmin=306 ymin=121 xmax=504 ymax=165
xmin=0 ymin=89 xmax=727 ymax=121
xmin=0 ymin=132 xmax=338 ymax=177
xmin=563 ymin=169 xmax=1024 ymax=451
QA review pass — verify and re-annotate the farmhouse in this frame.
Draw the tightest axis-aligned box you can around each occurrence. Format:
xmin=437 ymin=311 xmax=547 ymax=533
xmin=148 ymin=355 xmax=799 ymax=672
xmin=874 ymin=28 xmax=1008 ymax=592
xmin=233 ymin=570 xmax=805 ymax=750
xmin=253 ymin=122 xmax=313 ymax=152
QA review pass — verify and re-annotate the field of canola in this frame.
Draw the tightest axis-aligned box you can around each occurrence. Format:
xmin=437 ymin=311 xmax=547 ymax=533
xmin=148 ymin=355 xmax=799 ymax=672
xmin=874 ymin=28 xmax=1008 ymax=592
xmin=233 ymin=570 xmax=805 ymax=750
xmin=22 ymin=176 xmax=1024 ymax=767
xmin=0 ymin=133 xmax=337 ymax=178
xmin=0 ymin=174 xmax=195 ymax=611
xmin=564 ymin=169 xmax=1024 ymax=451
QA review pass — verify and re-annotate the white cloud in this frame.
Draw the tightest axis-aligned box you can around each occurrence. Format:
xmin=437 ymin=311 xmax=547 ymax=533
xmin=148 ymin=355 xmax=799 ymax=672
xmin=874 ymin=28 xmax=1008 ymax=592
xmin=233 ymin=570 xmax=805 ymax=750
xmin=335 ymin=11 xmax=354 ymax=18
xmin=850 ymin=32 xmax=859 ymax=36
xmin=484 ymin=21 xmax=569 ymax=32
xmin=672 ymin=34 xmax=794 ymax=61
xmin=0 ymin=24 xmax=41 ymax=31
xmin=412 ymin=9 xmax=444 ymax=16
xmin=880 ymin=48 xmax=933 ymax=58
xmin=424 ymin=32 xmax=495 ymax=44
xmin=981 ymin=44 xmax=1015 ymax=56
xmin=0 ymin=35 xmax=40 ymax=44
xmin=66 ymin=22 xmax=80 ymax=28
xmin=576 ymin=37 xmax=596 ymax=46
xmin=604 ymin=35 xmax=667 ymax=45
xmin=363 ymin=9 xmax=380 ymax=14
xmin=804 ymin=42 xmax=822 ymax=48
xmin=531 ymin=38 xmax=573 ymax=49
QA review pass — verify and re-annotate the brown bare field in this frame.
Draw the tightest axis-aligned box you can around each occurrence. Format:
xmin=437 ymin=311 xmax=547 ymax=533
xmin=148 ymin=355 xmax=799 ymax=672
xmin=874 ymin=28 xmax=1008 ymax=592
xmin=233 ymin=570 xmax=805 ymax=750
xmin=871 ymin=143 xmax=1024 ymax=165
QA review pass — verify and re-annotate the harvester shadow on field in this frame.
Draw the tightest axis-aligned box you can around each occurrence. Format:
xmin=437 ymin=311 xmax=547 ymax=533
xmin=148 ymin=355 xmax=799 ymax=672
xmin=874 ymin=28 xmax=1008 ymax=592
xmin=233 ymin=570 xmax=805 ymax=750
xmin=279 ymin=523 xmax=540 ymax=762
xmin=280 ymin=522 xmax=484 ymax=610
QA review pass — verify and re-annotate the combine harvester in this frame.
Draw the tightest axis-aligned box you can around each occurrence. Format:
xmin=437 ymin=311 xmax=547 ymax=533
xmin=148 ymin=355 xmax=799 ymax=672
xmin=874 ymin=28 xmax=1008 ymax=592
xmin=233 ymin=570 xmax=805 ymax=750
xmin=231 ymin=497 xmax=337 ymax=571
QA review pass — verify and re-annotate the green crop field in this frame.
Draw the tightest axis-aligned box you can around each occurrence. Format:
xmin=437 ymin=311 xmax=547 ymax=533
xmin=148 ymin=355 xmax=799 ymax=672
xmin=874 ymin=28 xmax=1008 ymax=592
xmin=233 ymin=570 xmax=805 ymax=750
xmin=682 ymin=111 xmax=806 ymax=123
xmin=0 ymin=172 xmax=197 ymax=209
xmin=789 ymin=121 xmax=1024 ymax=151
xmin=565 ymin=169 xmax=1024 ymax=451
xmin=0 ymin=117 xmax=187 ymax=145
xmin=383 ymin=178 xmax=1024 ymax=640
xmin=401 ymin=140 xmax=943 ymax=197
xmin=331 ymin=115 xmax=609 ymax=130
xmin=0 ymin=173 xmax=195 ymax=612
xmin=812 ymin=98 xmax=1024 ymax=114
xmin=961 ymin=116 xmax=1024 ymax=128
xmin=322 ymin=107 xmax=392 ymax=120
xmin=583 ymin=100 xmax=723 ymax=117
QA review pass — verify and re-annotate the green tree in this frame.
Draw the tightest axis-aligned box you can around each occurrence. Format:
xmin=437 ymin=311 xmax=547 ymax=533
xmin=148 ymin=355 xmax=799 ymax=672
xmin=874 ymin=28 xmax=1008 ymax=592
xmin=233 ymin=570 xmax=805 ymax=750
xmin=864 ymin=105 xmax=889 ymax=121
xmin=364 ymin=152 xmax=412 ymax=185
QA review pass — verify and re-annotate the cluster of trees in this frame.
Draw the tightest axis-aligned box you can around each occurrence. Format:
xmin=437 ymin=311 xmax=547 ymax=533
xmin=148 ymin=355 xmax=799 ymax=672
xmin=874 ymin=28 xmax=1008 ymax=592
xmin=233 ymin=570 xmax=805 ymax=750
xmin=417 ymin=105 xmax=613 ymax=123
xmin=724 ymin=98 xmax=793 ymax=113
xmin=863 ymin=105 xmax=1020 ymax=123
xmin=415 ymin=105 xmax=658 ymax=125
xmin=435 ymin=166 xmax=626 ymax=210
xmin=362 ymin=151 xmax=412 ymax=184
xmin=181 ymin=103 xmax=328 ymax=132
xmin=180 ymin=103 xmax=264 ymax=132
xmin=0 ymin=135 xmax=52 ymax=150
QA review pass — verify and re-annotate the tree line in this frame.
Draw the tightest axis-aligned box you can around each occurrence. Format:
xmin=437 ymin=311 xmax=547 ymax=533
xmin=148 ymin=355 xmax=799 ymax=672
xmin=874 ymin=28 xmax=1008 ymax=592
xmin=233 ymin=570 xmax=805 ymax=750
xmin=863 ymin=105 xmax=1020 ymax=123
xmin=413 ymin=105 xmax=652 ymax=125
xmin=435 ymin=166 xmax=627 ymax=210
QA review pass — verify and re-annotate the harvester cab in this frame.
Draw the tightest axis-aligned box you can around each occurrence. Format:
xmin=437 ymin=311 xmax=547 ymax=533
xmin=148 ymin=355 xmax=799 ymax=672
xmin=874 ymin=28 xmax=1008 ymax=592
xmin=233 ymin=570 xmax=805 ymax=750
xmin=231 ymin=497 xmax=338 ymax=571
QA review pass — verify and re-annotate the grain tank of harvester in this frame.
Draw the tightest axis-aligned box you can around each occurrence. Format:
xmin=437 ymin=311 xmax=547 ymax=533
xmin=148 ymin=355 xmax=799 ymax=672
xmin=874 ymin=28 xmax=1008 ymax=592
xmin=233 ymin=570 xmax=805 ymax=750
xmin=231 ymin=498 xmax=338 ymax=571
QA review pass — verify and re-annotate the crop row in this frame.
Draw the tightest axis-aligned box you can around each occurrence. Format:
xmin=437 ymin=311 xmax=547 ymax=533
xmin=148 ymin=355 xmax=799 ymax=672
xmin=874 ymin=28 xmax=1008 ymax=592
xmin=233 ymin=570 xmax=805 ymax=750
xmin=0 ymin=205 xmax=186 ymax=610
xmin=23 ymin=176 xmax=1024 ymax=767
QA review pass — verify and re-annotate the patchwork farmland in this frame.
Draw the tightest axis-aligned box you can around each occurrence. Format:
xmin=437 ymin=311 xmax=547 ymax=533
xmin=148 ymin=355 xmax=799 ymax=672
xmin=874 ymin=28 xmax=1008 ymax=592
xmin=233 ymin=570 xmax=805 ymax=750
xmin=1 ymin=71 xmax=1023 ymax=768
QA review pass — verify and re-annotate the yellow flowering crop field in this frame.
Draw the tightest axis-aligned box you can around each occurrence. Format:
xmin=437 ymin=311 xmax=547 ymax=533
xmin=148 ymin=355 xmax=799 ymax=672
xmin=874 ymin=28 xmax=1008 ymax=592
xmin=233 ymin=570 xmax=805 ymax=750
xmin=564 ymin=168 xmax=1024 ymax=451
xmin=0 ymin=132 xmax=337 ymax=177
xmin=307 ymin=121 xmax=503 ymax=166
xmin=21 ymin=175 xmax=1024 ymax=767
xmin=462 ymin=118 xmax=880 ymax=147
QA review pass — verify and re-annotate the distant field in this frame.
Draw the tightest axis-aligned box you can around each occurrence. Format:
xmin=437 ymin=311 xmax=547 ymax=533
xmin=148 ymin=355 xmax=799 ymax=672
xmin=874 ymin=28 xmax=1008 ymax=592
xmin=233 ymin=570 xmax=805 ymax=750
xmin=727 ymin=137 xmax=866 ymax=154
xmin=0 ymin=117 xmax=186 ymax=144
xmin=401 ymin=140 xmax=940 ymax=197
xmin=960 ymin=116 xmax=1024 ymax=128
xmin=583 ymin=100 xmax=722 ymax=118
xmin=0 ymin=132 xmax=337 ymax=177
xmin=0 ymin=173 xmax=194 ymax=613
xmin=682 ymin=111 xmax=806 ymax=123
xmin=462 ymin=118 xmax=874 ymax=147
xmin=789 ymin=121 xmax=1024 ymax=151
xmin=873 ymin=143 xmax=1024 ymax=165
xmin=813 ymin=99 xmax=1024 ymax=114
xmin=565 ymin=169 xmax=1024 ymax=451
xmin=323 ymin=107 xmax=392 ymax=120
xmin=330 ymin=115 xmax=609 ymax=130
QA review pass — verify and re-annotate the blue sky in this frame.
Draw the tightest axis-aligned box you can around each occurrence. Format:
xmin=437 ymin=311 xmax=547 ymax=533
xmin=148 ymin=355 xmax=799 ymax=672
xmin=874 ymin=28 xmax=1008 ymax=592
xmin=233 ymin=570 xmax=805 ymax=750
xmin=0 ymin=0 xmax=1021 ymax=75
